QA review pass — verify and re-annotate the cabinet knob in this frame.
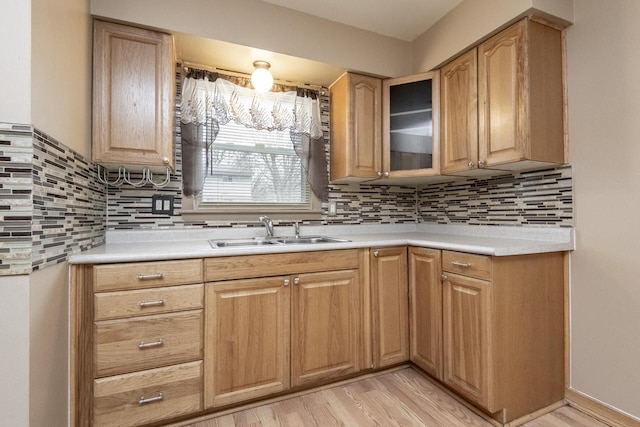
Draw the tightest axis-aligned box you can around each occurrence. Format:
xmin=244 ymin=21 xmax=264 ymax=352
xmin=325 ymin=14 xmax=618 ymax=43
xmin=478 ymin=160 xmax=485 ymax=167
xmin=383 ymin=171 xmax=389 ymax=177
xmin=293 ymin=277 xmax=300 ymax=285
xmin=283 ymin=279 xmax=290 ymax=287
xmin=377 ymin=171 xmax=383 ymax=177
xmin=162 ymin=157 xmax=170 ymax=164
xmin=441 ymin=274 xmax=448 ymax=282
xmin=468 ymin=161 xmax=475 ymax=168
xmin=373 ymin=250 xmax=379 ymax=257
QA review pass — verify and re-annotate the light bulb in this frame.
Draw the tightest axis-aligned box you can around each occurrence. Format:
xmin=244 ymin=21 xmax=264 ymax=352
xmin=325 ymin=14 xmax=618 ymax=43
xmin=251 ymin=61 xmax=273 ymax=92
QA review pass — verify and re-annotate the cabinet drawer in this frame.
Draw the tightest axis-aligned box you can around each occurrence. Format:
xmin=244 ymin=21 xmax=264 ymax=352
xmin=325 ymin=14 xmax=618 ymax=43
xmin=94 ymin=259 xmax=203 ymax=292
xmin=95 ymin=284 xmax=203 ymax=321
xmin=442 ymin=251 xmax=491 ymax=280
xmin=205 ymin=249 xmax=359 ymax=282
xmin=95 ymin=310 xmax=203 ymax=377
xmin=93 ymin=361 xmax=202 ymax=427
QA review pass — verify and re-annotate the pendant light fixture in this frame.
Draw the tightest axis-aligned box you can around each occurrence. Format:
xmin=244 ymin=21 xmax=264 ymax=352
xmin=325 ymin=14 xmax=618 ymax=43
xmin=251 ymin=60 xmax=274 ymax=92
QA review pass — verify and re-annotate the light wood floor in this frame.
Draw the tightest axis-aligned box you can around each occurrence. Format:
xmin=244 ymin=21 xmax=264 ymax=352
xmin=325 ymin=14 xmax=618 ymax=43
xmin=187 ymin=368 xmax=607 ymax=427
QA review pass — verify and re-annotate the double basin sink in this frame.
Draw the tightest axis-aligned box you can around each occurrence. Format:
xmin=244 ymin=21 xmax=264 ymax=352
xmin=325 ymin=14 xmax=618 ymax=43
xmin=209 ymin=235 xmax=350 ymax=248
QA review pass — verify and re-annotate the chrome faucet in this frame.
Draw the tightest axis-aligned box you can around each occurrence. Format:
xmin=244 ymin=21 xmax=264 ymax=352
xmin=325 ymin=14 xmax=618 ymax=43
xmin=258 ymin=216 xmax=274 ymax=238
xmin=293 ymin=221 xmax=300 ymax=238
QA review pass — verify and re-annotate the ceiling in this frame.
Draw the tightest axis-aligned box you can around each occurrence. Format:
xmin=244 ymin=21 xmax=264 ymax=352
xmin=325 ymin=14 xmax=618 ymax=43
xmin=174 ymin=0 xmax=462 ymax=87
xmin=260 ymin=0 xmax=463 ymax=42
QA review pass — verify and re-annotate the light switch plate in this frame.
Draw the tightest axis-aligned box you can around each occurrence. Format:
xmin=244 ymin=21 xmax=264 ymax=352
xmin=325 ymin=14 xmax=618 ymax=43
xmin=152 ymin=195 xmax=174 ymax=215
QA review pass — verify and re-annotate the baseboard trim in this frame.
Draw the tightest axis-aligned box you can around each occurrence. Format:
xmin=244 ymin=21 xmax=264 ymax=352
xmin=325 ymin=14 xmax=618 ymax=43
xmin=566 ymin=388 xmax=640 ymax=427
xmin=504 ymin=400 xmax=565 ymax=427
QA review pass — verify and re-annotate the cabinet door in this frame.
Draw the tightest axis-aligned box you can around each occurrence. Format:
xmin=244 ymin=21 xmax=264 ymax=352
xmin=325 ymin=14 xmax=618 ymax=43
xmin=371 ymin=247 xmax=409 ymax=368
xmin=383 ymin=71 xmax=440 ymax=178
xmin=330 ymin=73 xmax=381 ymax=181
xmin=291 ymin=270 xmax=360 ymax=387
xmin=478 ymin=20 xmax=526 ymax=167
xmin=408 ymin=247 xmax=442 ymax=380
xmin=93 ymin=20 xmax=175 ymax=170
xmin=442 ymin=272 xmax=492 ymax=410
xmin=440 ymin=48 xmax=478 ymax=174
xmin=205 ymin=276 xmax=290 ymax=408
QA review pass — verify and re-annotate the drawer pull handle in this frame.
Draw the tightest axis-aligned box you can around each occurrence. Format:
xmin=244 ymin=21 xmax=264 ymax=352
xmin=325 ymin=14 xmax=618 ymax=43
xmin=139 ymin=299 xmax=165 ymax=308
xmin=451 ymin=261 xmax=471 ymax=268
xmin=138 ymin=339 xmax=163 ymax=349
xmin=139 ymin=393 xmax=164 ymax=405
xmin=137 ymin=273 xmax=164 ymax=280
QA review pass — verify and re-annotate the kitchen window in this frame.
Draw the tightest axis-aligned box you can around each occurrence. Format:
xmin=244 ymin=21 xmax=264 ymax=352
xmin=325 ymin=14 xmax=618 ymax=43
xmin=180 ymin=69 xmax=327 ymax=219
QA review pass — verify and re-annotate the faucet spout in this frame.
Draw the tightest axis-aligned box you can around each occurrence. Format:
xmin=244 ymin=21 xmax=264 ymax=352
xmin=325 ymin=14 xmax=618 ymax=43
xmin=258 ymin=216 xmax=274 ymax=238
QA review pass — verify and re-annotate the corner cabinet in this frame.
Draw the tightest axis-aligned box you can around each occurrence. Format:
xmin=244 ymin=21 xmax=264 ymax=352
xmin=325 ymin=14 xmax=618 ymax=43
xmin=330 ymin=72 xmax=443 ymax=185
xmin=441 ymin=18 xmax=565 ymax=176
xmin=381 ymin=71 xmax=441 ymax=184
xmin=92 ymin=20 xmax=175 ymax=171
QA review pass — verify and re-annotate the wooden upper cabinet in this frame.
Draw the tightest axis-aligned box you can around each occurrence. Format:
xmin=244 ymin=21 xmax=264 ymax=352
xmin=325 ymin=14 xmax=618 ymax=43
xmin=478 ymin=19 xmax=564 ymax=170
xmin=440 ymin=49 xmax=478 ymax=175
xmin=382 ymin=71 xmax=441 ymax=181
xmin=291 ymin=270 xmax=361 ymax=387
xmin=408 ymin=247 xmax=442 ymax=380
xmin=441 ymin=18 xmax=565 ymax=176
xmin=371 ymin=247 xmax=409 ymax=368
xmin=330 ymin=73 xmax=382 ymax=182
xmin=93 ymin=20 xmax=175 ymax=171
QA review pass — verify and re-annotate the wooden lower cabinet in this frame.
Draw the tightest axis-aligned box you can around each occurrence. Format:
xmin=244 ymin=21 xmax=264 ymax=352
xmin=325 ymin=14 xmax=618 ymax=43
xmin=442 ymin=273 xmax=492 ymax=410
xmin=93 ymin=361 xmax=202 ymax=427
xmin=291 ymin=270 xmax=361 ymax=387
xmin=371 ymin=247 xmax=409 ymax=368
xmin=408 ymin=247 xmax=442 ymax=380
xmin=204 ymin=276 xmax=290 ymax=408
xmin=204 ymin=251 xmax=363 ymax=408
xmin=439 ymin=251 xmax=565 ymax=423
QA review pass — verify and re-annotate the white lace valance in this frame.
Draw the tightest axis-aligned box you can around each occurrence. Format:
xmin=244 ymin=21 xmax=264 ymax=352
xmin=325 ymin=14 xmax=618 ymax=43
xmin=181 ymin=77 xmax=323 ymax=139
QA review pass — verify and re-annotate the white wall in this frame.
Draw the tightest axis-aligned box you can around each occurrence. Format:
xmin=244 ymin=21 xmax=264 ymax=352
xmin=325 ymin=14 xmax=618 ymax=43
xmin=32 ymin=0 xmax=92 ymax=157
xmin=0 ymin=3 xmax=31 ymax=426
xmin=411 ymin=0 xmax=573 ymax=72
xmin=0 ymin=276 xmax=30 ymax=427
xmin=90 ymin=0 xmax=412 ymax=78
xmin=0 ymin=0 xmax=31 ymax=123
xmin=29 ymin=263 xmax=69 ymax=427
xmin=566 ymin=0 xmax=640 ymax=419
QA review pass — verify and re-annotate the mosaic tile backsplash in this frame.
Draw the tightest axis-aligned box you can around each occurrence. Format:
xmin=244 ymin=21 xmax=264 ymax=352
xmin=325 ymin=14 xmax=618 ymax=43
xmin=106 ymin=68 xmax=574 ymax=230
xmin=0 ymin=124 xmax=34 ymax=275
xmin=31 ymin=129 xmax=106 ymax=270
xmin=0 ymin=123 xmax=106 ymax=275
xmin=419 ymin=166 xmax=573 ymax=227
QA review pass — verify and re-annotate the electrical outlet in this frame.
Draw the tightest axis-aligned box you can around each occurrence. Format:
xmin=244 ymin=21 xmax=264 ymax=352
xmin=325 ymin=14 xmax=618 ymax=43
xmin=328 ymin=201 xmax=337 ymax=216
xmin=152 ymin=195 xmax=174 ymax=215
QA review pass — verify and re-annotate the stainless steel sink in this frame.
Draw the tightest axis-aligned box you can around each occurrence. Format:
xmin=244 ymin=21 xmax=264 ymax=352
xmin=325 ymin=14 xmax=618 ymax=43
xmin=209 ymin=235 xmax=350 ymax=248
xmin=273 ymin=236 xmax=350 ymax=244
xmin=209 ymin=238 xmax=274 ymax=248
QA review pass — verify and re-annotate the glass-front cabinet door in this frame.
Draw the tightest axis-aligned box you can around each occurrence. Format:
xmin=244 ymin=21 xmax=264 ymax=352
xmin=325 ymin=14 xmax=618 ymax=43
xmin=382 ymin=71 xmax=440 ymax=180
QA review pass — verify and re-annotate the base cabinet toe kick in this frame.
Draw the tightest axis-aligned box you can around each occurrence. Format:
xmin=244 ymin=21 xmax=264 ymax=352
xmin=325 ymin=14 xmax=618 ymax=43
xmin=70 ymin=247 xmax=565 ymax=426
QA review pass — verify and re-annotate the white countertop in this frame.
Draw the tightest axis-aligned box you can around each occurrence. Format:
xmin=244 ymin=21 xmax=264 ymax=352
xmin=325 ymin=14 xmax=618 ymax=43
xmin=68 ymin=224 xmax=574 ymax=264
